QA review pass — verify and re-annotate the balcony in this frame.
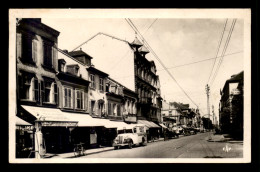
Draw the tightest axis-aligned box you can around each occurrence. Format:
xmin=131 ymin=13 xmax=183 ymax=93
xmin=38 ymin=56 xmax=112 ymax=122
xmin=139 ymin=97 xmax=152 ymax=104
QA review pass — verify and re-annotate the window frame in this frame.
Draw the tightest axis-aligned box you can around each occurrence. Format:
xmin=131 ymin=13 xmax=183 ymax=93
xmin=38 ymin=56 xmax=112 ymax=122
xmin=90 ymin=74 xmax=95 ymax=89
xmin=63 ymin=86 xmax=73 ymax=109
xmin=75 ymin=89 xmax=85 ymax=110
xmin=99 ymin=77 xmax=104 ymax=91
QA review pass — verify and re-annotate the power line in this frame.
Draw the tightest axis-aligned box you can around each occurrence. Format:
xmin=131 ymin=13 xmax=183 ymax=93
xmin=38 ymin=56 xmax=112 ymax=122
xmin=157 ymin=51 xmax=243 ymax=72
xmin=143 ymin=19 xmax=158 ymax=35
xmin=209 ymin=19 xmax=237 ymax=86
xmin=126 ymin=18 xmax=199 ymax=108
xmin=206 ymin=19 xmax=228 ymax=84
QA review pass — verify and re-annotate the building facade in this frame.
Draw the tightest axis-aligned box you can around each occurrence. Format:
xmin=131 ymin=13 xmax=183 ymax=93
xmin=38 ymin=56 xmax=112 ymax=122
xmin=75 ymin=33 xmax=162 ymax=124
xmin=219 ymin=71 xmax=244 ymax=139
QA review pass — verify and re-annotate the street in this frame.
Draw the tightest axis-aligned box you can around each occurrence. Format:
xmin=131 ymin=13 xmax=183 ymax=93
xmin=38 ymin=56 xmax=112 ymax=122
xmin=75 ymin=132 xmax=243 ymax=158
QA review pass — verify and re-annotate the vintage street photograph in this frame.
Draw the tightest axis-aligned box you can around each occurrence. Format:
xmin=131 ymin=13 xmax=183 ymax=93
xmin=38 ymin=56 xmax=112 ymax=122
xmin=8 ymin=9 xmax=251 ymax=163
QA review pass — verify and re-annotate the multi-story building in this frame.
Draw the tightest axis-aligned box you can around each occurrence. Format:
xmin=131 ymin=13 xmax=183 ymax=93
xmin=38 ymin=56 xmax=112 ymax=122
xmin=219 ymin=71 xmax=244 ymax=139
xmin=15 ymin=19 xmax=79 ymax=158
xmin=75 ymin=33 xmax=162 ymax=124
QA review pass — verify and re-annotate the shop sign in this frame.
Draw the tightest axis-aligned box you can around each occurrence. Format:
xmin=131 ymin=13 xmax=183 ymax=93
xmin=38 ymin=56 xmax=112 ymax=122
xmin=41 ymin=121 xmax=77 ymax=127
xmin=124 ymin=116 xmax=137 ymax=123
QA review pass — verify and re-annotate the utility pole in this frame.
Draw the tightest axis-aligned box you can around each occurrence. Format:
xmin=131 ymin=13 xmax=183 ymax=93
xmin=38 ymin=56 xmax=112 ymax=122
xmin=205 ymin=84 xmax=211 ymax=138
xmin=205 ymin=84 xmax=210 ymax=120
xmin=212 ymin=105 xmax=215 ymax=126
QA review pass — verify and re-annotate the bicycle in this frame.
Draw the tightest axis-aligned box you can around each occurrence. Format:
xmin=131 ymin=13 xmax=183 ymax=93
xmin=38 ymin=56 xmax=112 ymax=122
xmin=74 ymin=143 xmax=85 ymax=157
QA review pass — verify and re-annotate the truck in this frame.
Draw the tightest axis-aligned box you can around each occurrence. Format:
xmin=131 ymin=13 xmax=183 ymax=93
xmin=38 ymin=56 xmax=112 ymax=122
xmin=113 ymin=124 xmax=147 ymax=149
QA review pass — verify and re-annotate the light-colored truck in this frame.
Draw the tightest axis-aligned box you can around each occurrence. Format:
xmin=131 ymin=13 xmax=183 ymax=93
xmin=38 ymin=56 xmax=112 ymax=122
xmin=113 ymin=124 xmax=147 ymax=149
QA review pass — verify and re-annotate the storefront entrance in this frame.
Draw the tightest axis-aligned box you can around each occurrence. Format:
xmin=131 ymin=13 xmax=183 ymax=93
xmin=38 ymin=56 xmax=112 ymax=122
xmin=42 ymin=127 xmax=71 ymax=153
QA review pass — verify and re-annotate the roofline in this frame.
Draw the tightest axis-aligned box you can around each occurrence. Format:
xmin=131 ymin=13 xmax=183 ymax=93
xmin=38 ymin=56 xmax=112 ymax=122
xmin=57 ymin=48 xmax=87 ymax=67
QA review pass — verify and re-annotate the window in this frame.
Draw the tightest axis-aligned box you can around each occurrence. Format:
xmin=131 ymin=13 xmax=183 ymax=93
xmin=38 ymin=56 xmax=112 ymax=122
xmin=60 ymin=63 xmax=65 ymax=72
xmin=99 ymin=78 xmax=104 ymax=91
xmin=108 ymin=102 xmax=112 ymax=115
xmin=42 ymin=80 xmax=58 ymax=104
xmin=90 ymin=74 xmax=95 ymax=89
xmin=21 ymin=34 xmax=37 ymax=64
xmin=43 ymin=41 xmax=53 ymax=68
xmin=113 ymin=104 xmax=116 ymax=116
xmin=19 ymin=74 xmax=38 ymax=101
xmin=117 ymin=104 xmax=121 ymax=116
xmin=75 ymin=89 xmax=84 ymax=109
xmin=63 ymin=87 xmax=73 ymax=108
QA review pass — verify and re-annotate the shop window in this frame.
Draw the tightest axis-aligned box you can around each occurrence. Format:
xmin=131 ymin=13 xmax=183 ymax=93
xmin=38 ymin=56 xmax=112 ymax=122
xmin=75 ymin=89 xmax=84 ymax=110
xmin=99 ymin=78 xmax=104 ymax=91
xmin=63 ymin=86 xmax=73 ymax=108
xmin=90 ymin=74 xmax=95 ymax=89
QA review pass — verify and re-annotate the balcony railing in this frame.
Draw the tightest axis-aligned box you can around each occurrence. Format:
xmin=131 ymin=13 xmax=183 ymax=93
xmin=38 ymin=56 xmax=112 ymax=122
xmin=139 ymin=97 xmax=152 ymax=104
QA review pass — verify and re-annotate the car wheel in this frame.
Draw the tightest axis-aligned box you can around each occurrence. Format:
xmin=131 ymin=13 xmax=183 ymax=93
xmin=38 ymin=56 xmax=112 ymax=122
xmin=128 ymin=141 xmax=133 ymax=149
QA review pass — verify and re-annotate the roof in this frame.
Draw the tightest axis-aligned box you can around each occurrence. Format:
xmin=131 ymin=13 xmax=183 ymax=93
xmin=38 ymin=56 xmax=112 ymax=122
xmin=68 ymin=50 xmax=93 ymax=59
xmin=87 ymin=66 xmax=109 ymax=77
xmin=138 ymin=45 xmax=150 ymax=54
xmin=131 ymin=37 xmax=143 ymax=47
xmin=171 ymin=102 xmax=190 ymax=110
xmin=222 ymin=71 xmax=244 ymax=92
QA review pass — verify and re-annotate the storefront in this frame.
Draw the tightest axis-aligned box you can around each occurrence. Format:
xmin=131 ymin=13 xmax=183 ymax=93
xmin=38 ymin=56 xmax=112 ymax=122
xmin=16 ymin=116 xmax=34 ymax=158
xmin=21 ymin=105 xmax=78 ymax=158
xmin=137 ymin=120 xmax=160 ymax=141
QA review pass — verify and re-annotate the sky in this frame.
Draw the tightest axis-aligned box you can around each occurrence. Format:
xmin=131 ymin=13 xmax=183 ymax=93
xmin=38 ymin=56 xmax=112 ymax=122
xmin=42 ymin=17 xmax=244 ymax=123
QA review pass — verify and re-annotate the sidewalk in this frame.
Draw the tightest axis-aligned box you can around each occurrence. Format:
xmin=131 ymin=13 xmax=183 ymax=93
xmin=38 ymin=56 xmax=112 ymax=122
xmin=44 ymin=138 xmax=167 ymax=158
xmin=43 ymin=146 xmax=114 ymax=159
xmin=206 ymin=134 xmax=243 ymax=144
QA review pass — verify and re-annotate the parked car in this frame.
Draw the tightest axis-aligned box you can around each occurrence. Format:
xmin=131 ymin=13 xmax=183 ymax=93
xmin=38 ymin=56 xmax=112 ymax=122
xmin=113 ymin=124 xmax=147 ymax=149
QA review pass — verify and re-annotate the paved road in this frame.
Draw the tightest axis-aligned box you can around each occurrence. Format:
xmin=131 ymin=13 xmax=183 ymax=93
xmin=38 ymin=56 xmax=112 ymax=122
xmin=77 ymin=132 xmax=243 ymax=158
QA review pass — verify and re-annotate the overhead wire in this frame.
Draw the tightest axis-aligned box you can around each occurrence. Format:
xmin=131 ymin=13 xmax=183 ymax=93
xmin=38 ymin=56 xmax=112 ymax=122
xmin=206 ymin=19 xmax=228 ymax=84
xmin=209 ymin=19 xmax=237 ymax=86
xmin=143 ymin=19 xmax=158 ymax=35
xmin=126 ymin=18 xmax=199 ymax=108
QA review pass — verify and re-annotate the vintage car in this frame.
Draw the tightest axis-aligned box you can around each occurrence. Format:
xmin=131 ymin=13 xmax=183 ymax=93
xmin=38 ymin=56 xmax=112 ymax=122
xmin=113 ymin=124 xmax=147 ymax=149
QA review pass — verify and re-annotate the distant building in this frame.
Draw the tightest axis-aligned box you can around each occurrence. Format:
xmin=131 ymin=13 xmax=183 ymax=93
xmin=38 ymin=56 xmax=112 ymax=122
xmin=219 ymin=71 xmax=244 ymax=139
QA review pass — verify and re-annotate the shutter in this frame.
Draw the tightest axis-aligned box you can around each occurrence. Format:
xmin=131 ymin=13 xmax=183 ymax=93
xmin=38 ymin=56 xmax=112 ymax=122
xmin=18 ymin=75 xmax=23 ymax=99
xmin=34 ymin=78 xmax=39 ymax=103
xmin=17 ymin=33 xmax=22 ymax=59
xmin=89 ymin=100 xmax=91 ymax=115
xmin=41 ymin=81 xmax=45 ymax=103
xmin=96 ymin=101 xmax=99 ymax=116
xmin=31 ymin=78 xmax=34 ymax=101
xmin=32 ymin=40 xmax=37 ymax=63
xmin=53 ymin=83 xmax=58 ymax=104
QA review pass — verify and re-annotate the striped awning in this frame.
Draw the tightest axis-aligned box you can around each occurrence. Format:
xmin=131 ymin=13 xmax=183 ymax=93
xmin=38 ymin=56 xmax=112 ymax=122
xmin=137 ymin=120 xmax=160 ymax=128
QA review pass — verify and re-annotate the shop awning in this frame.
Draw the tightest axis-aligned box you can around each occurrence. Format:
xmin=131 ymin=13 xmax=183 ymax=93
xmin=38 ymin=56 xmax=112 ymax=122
xmin=98 ymin=119 xmax=133 ymax=130
xmin=21 ymin=105 xmax=78 ymax=127
xmin=159 ymin=123 xmax=167 ymax=129
xmin=90 ymin=90 xmax=105 ymax=101
xmin=64 ymin=113 xmax=104 ymax=127
xmin=137 ymin=120 xmax=160 ymax=128
xmin=16 ymin=116 xmax=32 ymax=126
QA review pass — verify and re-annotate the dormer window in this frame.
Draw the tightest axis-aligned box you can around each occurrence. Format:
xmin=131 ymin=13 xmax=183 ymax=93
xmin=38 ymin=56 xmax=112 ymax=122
xmin=66 ymin=64 xmax=80 ymax=76
xmin=58 ymin=59 xmax=66 ymax=72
